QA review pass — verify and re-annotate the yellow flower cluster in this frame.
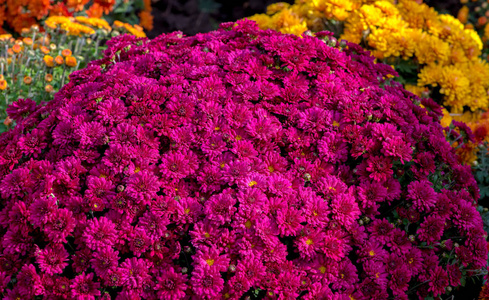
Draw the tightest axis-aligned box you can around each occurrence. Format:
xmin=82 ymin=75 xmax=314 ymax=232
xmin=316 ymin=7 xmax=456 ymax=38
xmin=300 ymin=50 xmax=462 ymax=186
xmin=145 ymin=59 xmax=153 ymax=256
xmin=44 ymin=16 xmax=146 ymax=38
xmin=45 ymin=16 xmax=97 ymax=36
xmin=75 ymin=16 xmax=111 ymax=32
xmin=249 ymin=0 xmax=489 ymax=113
xmin=113 ymin=21 xmax=146 ymax=38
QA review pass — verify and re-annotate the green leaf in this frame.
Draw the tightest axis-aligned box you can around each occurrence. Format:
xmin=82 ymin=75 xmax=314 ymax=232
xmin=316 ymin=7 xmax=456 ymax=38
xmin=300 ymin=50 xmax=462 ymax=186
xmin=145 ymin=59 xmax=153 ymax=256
xmin=461 ymin=276 xmax=466 ymax=287
xmin=252 ymin=289 xmax=261 ymax=297
xmin=480 ymin=186 xmax=489 ymax=198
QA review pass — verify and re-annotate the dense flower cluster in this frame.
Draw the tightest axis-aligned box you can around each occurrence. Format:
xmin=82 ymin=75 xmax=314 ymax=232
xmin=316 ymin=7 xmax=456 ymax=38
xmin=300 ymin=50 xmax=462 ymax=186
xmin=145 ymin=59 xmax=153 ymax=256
xmin=44 ymin=16 xmax=146 ymax=37
xmin=249 ymin=0 xmax=489 ymax=113
xmin=0 ymin=0 xmax=152 ymax=34
xmin=456 ymin=0 xmax=489 ymax=53
xmin=0 ymin=20 xmax=486 ymax=299
xmin=0 ymin=17 xmax=145 ymax=133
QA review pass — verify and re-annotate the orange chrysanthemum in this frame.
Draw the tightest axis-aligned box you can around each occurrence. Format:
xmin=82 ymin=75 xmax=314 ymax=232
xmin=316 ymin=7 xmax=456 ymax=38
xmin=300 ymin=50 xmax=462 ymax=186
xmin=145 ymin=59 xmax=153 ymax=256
xmin=65 ymin=56 xmax=77 ymax=67
xmin=93 ymin=0 xmax=116 ymax=14
xmin=139 ymin=11 xmax=153 ymax=31
xmin=9 ymin=14 xmax=37 ymax=34
xmin=43 ymin=55 xmax=54 ymax=67
xmin=27 ymin=0 xmax=51 ymax=20
xmin=86 ymin=3 xmax=104 ymax=18
xmin=65 ymin=0 xmax=90 ymax=12
xmin=55 ymin=55 xmax=64 ymax=65
xmin=49 ymin=3 xmax=72 ymax=17
xmin=61 ymin=49 xmax=72 ymax=57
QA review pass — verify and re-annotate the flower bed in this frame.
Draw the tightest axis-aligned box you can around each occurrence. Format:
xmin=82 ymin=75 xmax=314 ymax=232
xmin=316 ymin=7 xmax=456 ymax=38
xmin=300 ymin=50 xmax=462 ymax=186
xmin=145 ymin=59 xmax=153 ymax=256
xmin=0 ymin=17 xmax=145 ymax=133
xmin=0 ymin=20 xmax=486 ymax=299
xmin=0 ymin=0 xmax=152 ymax=34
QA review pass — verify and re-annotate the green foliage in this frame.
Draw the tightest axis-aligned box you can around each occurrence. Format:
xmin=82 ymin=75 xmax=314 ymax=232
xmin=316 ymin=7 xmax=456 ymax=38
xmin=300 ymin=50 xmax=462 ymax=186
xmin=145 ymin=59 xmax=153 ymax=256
xmin=198 ymin=0 xmax=221 ymax=14
xmin=105 ymin=0 xmax=146 ymax=25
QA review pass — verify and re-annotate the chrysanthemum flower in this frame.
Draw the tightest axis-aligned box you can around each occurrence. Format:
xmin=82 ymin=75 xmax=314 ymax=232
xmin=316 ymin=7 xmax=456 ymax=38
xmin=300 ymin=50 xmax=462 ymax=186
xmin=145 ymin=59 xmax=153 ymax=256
xmin=44 ymin=208 xmax=76 ymax=243
xmin=70 ymin=272 xmax=101 ymax=299
xmin=155 ymin=267 xmax=188 ymax=300
xmin=191 ymin=265 xmax=224 ymax=298
xmin=82 ymin=217 xmax=117 ymax=251
xmin=37 ymin=244 xmax=69 ymax=275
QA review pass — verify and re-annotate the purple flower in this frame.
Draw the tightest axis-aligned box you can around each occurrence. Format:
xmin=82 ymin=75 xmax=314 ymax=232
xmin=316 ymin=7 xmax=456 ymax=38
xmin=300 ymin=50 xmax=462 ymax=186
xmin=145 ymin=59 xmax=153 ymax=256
xmin=155 ymin=267 xmax=188 ymax=300
xmin=90 ymin=247 xmax=119 ymax=278
xmin=191 ymin=264 xmax=224 ymax=298
xmin=82 ymin=217 xmax=118 ymax=251
xmin=37 ymin=244 xmax=69 ymax=275
xmin=407 ymin=180 xmax=437 ymax=212
xmin=6 ymin=98 xmax=37 ymax=122
xmin=70 ymin=272 xmax=101 ymax=300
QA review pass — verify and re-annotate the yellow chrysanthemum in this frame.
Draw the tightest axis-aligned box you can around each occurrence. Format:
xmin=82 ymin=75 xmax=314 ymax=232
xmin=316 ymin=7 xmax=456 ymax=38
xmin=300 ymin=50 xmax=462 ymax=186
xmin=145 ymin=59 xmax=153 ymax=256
xmin=267 ymin=2 xmax=290 ymax=15
xmin=250 ymin=0 xmax=489 ymax=112
xmin=404 ymin=84 xmax=426 ymax=98
xmin=61 ymin=22 xmax=96 ymax=36
xmin=438 ymin=66 xmax=470 ymax=112
xmin=440 ymin=108 xmax=452 ymax=128
xmin=113 ymin=21 xmax=146 ymax=38
xmin=44 ymin=16 xmax=73 ymax=30
xmin=247 ymin=14 xmax=271 ymax=30
xmin=75 ymin=16 xmax=111 ymax=32
xmin=44 ymin=16 xmax=96 ymax=36
xmin=417 ymin=35 xmax=450 ymax=65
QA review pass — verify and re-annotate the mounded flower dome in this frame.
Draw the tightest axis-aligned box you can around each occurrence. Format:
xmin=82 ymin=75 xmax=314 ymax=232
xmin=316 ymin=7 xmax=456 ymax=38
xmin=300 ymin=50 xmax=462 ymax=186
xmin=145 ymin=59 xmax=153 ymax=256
xmin=0 ymin=20 xmax=486 ymax=299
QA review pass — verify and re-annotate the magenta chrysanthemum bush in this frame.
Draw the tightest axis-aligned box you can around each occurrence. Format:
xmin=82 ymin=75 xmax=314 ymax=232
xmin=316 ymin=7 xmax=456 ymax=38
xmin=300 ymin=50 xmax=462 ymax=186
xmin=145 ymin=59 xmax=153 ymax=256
xmin=0 ymin=20 xmax=487 ymax=299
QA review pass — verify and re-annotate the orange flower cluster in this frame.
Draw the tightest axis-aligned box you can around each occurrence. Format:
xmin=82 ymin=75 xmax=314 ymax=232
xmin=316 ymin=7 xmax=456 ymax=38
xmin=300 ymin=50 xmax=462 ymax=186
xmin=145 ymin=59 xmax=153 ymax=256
xmin=139 ymin=0 xmax=154 ymax=31
xmin=1 ymin=0 xmax=50 ymax=34
xmin=0 ymin=0 xmax=152 ymax=34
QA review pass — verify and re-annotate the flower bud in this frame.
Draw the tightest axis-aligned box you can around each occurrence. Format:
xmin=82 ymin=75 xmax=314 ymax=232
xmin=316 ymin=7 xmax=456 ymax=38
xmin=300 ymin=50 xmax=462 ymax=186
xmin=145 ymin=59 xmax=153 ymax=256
xmin=0 ymin=79 xmax=7 ymax=90
xmin=3 ymin=116 xmax=12 ymax=126
xmin=12 ymin=44 xmax=22 ymax=54
xmin=43 ymin=55 xmax=54 ymax=67
xmin=55 ymin=55 xmax=64 ymax=65
xmin=61 ymin=49 xmax=72 ymax=57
